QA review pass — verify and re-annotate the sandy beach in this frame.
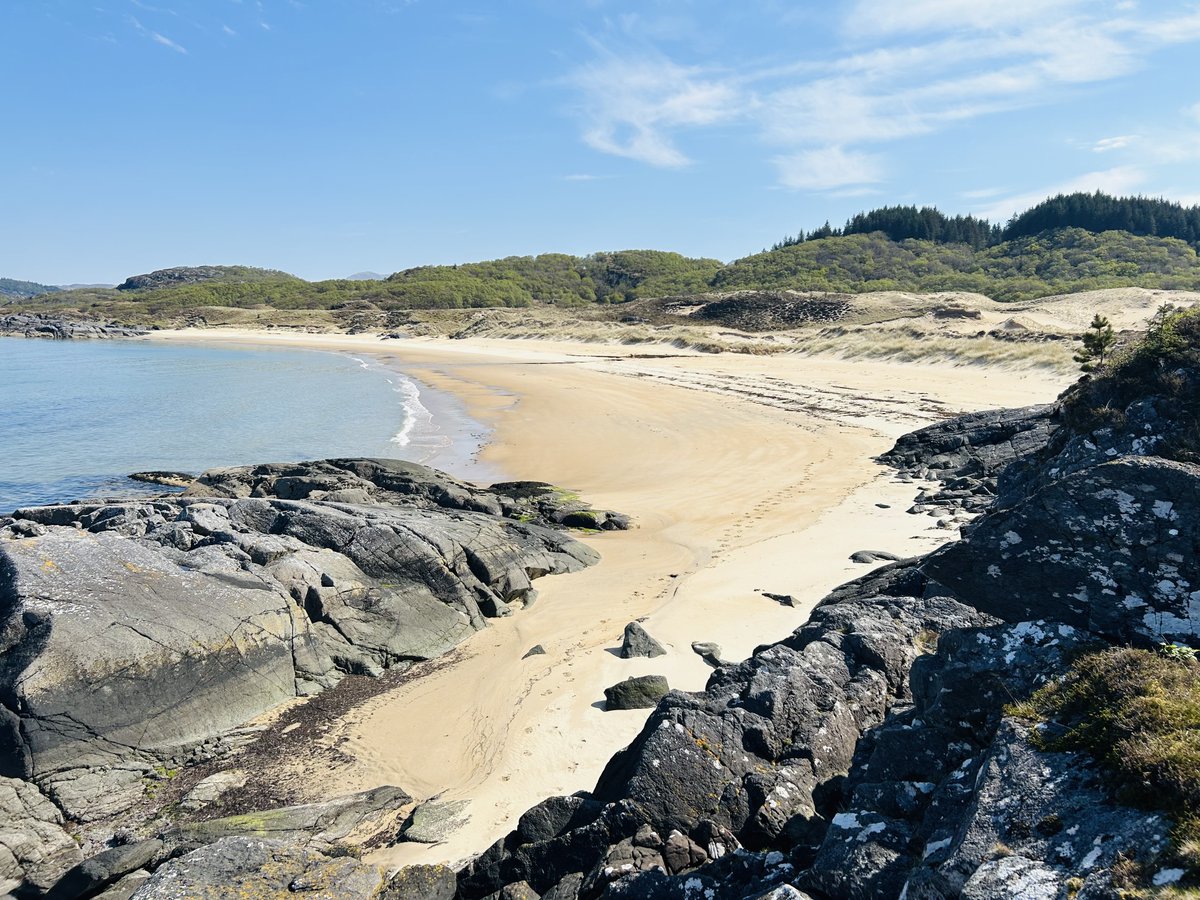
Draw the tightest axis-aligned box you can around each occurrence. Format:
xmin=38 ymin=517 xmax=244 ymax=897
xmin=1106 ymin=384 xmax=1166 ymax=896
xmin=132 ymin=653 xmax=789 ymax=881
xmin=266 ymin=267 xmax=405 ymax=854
xmin=149 ymin=328 xmax=1071 ymax=868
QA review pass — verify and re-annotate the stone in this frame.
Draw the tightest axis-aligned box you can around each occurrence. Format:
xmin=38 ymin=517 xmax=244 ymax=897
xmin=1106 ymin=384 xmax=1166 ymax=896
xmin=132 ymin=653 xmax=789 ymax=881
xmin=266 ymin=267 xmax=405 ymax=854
xmin=849 ymin=550 xmax=901 ymax=564
xmin=690 ymin=641 xmax=725 ymax=668
xmin=0 ymin=775 xmax=83 ymax=894
xmin=401 ymin=799 xmax=471 ymax=844
xmin=166 ymin=786 xmax=411 ymax=854
xmin=179 ymin=770 xmax=248 ymax=810
xmin=523 ymin=645 xmax=547 ymax=659
xmin=603 ymin=676 xmax=670 ymax=710
xmin=131 ymin=836 xmax=383 ymax=899
xmin=43 ymin=839 xmax=162 ymax=900
xmin=619 ymin=622 xmax=666 ymax=659
xmin=379 ymin=863 xmax=456 ymax=899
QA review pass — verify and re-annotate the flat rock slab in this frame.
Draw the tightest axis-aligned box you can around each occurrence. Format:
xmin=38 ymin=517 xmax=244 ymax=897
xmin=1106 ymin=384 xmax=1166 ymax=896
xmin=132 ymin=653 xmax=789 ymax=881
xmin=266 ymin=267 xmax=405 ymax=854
xmin=401 ymin=799 xmax=472 ymax=844
xmin=132 ymin=836 xmax=383 ymax=899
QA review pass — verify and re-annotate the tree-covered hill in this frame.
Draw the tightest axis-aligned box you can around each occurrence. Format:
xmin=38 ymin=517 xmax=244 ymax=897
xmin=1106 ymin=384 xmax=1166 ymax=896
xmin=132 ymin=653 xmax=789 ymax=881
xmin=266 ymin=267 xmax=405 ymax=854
xmin=718 ymin=228 xmax=1200 ymax=302
xmin=0 ymin=277 xmax=59 ymax=300
xmin=17 ymin=192 xmax=1200 ymax=321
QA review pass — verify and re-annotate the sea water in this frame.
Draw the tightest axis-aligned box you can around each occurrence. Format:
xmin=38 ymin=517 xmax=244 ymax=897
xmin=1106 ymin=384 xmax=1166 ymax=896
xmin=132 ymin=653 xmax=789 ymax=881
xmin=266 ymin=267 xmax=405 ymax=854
xmin=0 ymin=336 xmax=488 ymax=513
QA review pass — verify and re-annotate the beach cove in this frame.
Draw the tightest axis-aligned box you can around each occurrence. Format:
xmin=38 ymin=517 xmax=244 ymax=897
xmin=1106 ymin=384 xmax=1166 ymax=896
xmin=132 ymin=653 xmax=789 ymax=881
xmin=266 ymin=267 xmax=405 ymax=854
xmin=145 ymin=328 xmax=1071 ymax=868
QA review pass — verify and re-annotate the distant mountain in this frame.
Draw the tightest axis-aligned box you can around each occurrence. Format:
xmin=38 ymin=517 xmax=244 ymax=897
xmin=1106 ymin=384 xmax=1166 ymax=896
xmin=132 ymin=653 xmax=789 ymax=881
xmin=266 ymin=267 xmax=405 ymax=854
xmin=116 ymin=265 xmax=301 ymax=291
xmin=346 ymin=271 xmax=387 ymax=281
xmin=0 ymin=277 xmax=60 ymax=300
xmin=58 ymin=283 xmax=115 ymax=290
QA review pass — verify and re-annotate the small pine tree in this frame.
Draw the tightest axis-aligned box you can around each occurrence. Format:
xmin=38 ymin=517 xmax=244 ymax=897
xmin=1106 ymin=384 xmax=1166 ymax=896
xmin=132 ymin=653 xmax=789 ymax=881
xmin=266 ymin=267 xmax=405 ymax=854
xmin=1074 ymin=313 xmax=1117 ymax=372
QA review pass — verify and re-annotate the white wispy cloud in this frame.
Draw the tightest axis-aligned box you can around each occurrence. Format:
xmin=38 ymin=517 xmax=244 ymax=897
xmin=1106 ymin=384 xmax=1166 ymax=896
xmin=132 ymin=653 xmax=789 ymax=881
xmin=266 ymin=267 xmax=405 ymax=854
xmin=568 ymin=53 xmax=744 ymax=167
xmin=1093 ymin=135 xmax=1139 ymax=152
xmin=565 ymin=1 xmax=1200 ymax=193
xmin=129 ymin=15 xmax=187 ymax=53
xmin=774 ymin=147 xmax=884 ymax=191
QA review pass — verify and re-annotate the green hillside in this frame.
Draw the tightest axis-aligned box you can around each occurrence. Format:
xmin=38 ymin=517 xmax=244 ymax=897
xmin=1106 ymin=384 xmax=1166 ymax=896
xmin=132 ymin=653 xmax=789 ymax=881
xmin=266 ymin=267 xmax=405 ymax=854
xmin=17 ymin=192 xmax=1200 ymax=321
xmin=0 ymin=277 xmax=59 ymax=300
xmin=716 ymin=228 xmax=1200 ymax=302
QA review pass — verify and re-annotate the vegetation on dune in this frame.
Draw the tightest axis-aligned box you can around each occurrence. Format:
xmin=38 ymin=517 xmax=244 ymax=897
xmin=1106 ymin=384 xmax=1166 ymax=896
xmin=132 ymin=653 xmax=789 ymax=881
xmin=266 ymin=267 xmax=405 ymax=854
xmin=1010 ymin=646 xmax=1200 ymax=889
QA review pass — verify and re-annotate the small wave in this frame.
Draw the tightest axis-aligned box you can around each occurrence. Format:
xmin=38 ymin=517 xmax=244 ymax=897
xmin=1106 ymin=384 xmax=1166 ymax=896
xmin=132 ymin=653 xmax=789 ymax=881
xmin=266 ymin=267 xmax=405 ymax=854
xmin=389 ymin=374 xmax=433 ymax=449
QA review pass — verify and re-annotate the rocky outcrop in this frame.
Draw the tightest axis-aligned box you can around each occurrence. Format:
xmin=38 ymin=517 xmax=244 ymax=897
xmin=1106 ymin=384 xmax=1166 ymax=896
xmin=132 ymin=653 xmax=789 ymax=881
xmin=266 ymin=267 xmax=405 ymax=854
xmin=460 ymin=339 xmax=1200 ymax=897
xmin=0 ymin=459 xmax=609 ymax=829
xmin=924 ymin=456 xmax=1200 ymax=645
xmin=115 ymin=266 xmax=293 ymax=292
xmin=0 ymin=313 xmax=146 ymax=340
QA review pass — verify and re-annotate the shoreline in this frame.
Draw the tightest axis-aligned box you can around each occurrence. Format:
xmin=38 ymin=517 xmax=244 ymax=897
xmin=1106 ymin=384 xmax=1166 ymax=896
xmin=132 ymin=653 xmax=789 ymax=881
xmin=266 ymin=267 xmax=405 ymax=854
xmin=143 ymin=327 xmax=1072 ymax=868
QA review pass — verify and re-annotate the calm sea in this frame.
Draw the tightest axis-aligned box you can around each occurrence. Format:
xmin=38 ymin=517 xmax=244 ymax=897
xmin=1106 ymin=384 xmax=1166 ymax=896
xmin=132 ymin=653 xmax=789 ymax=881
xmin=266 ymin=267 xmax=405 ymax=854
xmin=0 ymin=336 xmax=487 ymax=514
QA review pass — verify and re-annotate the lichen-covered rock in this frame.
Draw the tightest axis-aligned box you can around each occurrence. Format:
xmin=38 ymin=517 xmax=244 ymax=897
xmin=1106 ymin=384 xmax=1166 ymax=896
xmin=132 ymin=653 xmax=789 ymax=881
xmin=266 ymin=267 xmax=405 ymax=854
xmin=164 ymin=786 xmax=411 ymax=855
xmin=129 ymin=836 xmax=383 ymax=899
xmin=924 ymin=456 xmax=1200 ymax=645
xmin=603 ymin=676 xmax=670 ymax=711
xmin=379 ymin=863 xmax=456 ymax=899
xmin=0 ymin=775 xmax=83 ymax=894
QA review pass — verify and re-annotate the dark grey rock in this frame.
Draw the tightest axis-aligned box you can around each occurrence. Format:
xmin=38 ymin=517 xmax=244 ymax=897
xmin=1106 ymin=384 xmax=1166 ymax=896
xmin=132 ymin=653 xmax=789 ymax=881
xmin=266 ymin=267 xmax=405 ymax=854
xmin=0 ymin=313 xmax=146 ymax=340
xmin=44 ymin=839 xmax=162 ymax=900
xmin=924 ymin=456 xmax=1200 ymax=645
xmin=849 ymin=549 xmax=901 ymax=564
xmin=620 ymin=623 xmax=666 ymax=659
xmin=523 ymin=645 xmax=547 ymax=659
xmin=604 ymin=677 xmax=670 ymax=711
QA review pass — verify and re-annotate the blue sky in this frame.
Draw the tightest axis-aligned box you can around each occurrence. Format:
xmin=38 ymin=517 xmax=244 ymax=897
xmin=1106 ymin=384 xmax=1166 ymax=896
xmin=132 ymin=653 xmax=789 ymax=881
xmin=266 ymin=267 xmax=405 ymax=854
xmin=5 ymin=0 xmax=1200 ymax=284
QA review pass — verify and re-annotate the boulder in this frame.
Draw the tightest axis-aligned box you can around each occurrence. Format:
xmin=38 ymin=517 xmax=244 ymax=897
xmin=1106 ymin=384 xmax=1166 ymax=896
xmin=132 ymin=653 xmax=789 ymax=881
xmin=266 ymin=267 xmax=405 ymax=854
xmin=43 ymin=839 xmax=162 ymax=900
xmin=400 ymin=799 xmax=471 ymax=844
xmin=130 ymin=836 xmax=383 ymax=899
xmin=689 ymin=642 xmax=725 ymax=668
xmin=380 ymin=864 xmax=457 ymax=899
xmin=179 ymin=770 xmax=248 ymax=811
xmin=603 ymin=676 xmax=670 ymax=711
xmin=619 ymin=622 xmax=666 ymax=659
xmin=849 ymin=550 xmax=901 ymax=564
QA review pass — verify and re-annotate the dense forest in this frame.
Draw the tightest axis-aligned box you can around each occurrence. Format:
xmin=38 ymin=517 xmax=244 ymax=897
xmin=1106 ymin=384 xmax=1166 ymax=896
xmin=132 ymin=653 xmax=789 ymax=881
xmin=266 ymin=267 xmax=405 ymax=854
xmin=16 ymin=192 xmax=1200 ymax=317
xmin=772 ymin=192 xmax=1200 ymax=251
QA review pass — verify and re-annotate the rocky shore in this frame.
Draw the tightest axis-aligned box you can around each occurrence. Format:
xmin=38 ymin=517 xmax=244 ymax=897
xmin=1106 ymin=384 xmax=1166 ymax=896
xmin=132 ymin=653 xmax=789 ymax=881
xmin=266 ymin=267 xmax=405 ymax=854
xmin=5 ymin=312 xmax=1199 ymax=898
xmin=1 ymin=459 xmax=626 ymax=896
xmin=0 ymin=314 xmax=147 ymax=340
xmin=451 ymin=321 xmax=1199 ymax=898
